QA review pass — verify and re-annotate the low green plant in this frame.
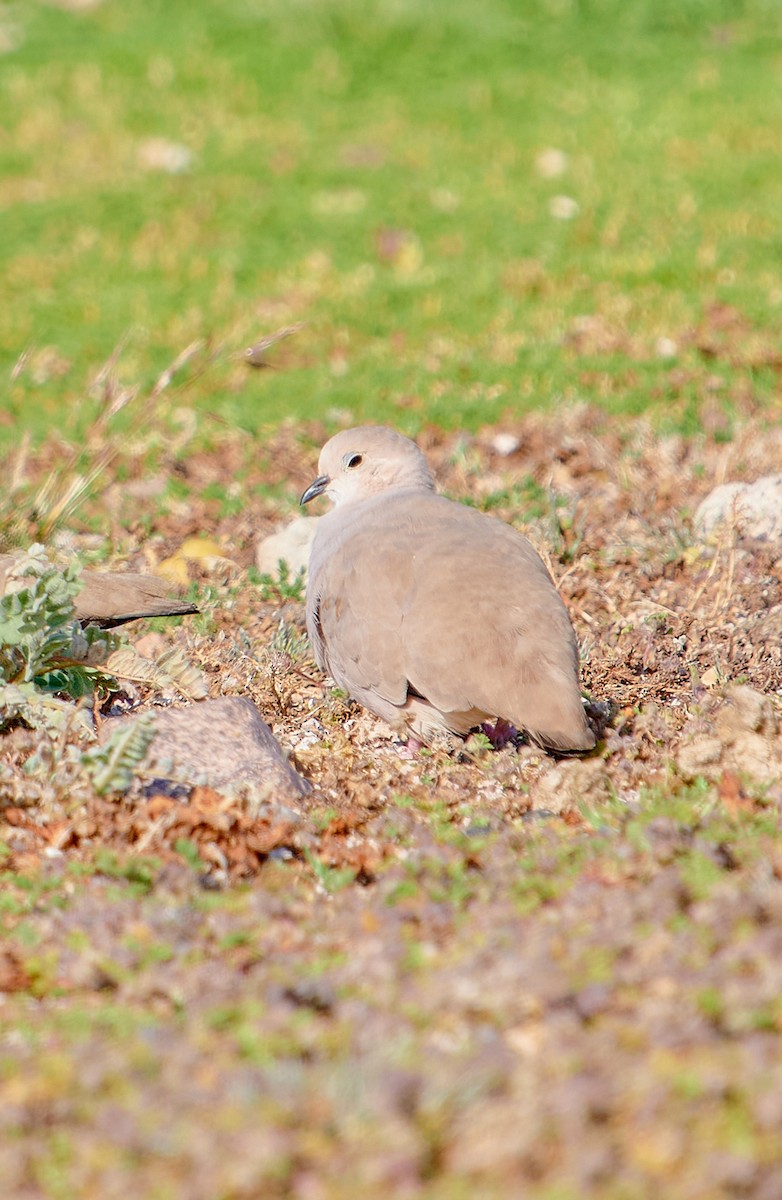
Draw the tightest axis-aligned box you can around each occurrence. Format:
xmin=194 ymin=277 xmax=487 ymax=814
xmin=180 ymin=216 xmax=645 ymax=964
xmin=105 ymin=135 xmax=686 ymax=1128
xmin=0 ymin=545 xmax=161 ymax=797
xmin=174 ymin=838 xmax=207 ymax=873
xmin=304 ymin=848 xmax=357 ymax=893
xmin=0 ymin=544 xmax=120 ymax=731
xmin=248 ymin=562 xmax=306 ymax=603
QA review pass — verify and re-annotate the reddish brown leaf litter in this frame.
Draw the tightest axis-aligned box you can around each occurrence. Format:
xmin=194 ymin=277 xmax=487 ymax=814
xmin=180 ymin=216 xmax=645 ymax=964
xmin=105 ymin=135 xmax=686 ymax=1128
xmin=4 ymin=789 xmax=302 ymax=878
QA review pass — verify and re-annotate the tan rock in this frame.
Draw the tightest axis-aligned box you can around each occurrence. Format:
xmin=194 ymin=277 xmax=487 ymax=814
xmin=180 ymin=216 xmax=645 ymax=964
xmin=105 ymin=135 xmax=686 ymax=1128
xmin=255 ymin=517 xmax=319 ymax=581
xmin=102 ymin=697 xmax=310 ymax=809
xmin=530 ymin=757 xmax=610 ymax=813
xmin=715 ymin=685 xmax=777 ymax=739
xmin=677 ymin=736 xmax=724 ymax=781
xmin=695 ymin=474 xmax=782 ymax=541
xmin=677 ymin=686 xmax=781 ymax=787
xmin=730 ymin=732 xmax=780 ymax=785
xmin=741 ymin=605 xmax=782 ymax=644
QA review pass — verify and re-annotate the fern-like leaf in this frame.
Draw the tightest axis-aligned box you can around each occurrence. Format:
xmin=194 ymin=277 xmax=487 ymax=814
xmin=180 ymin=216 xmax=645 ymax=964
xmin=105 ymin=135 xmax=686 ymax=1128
xmin=82 ymin=713 xmax=158 ymax=795
xmin=106 ymin=645 xmax=208 ymax=700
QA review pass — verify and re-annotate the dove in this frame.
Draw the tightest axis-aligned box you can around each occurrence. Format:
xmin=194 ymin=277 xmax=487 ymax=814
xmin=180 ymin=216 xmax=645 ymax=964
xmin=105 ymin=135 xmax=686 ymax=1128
xmin=0 ymin=555 xmax=198 ymax=628
xmin=300 ymin=426 xmax=594 ymax=752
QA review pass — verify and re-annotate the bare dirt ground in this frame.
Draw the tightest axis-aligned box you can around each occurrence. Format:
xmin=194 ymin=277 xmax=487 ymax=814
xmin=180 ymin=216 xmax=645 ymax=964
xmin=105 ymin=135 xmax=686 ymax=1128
xmin=2 ymin=398 xmax=782 ymax=1198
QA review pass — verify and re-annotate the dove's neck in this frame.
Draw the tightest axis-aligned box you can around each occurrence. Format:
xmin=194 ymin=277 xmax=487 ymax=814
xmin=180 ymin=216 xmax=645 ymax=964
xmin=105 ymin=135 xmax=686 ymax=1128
xmin=328 ymin=470 xmax=435 ymax=508
xmin=360 ymin=469 xmax=436 ymax=499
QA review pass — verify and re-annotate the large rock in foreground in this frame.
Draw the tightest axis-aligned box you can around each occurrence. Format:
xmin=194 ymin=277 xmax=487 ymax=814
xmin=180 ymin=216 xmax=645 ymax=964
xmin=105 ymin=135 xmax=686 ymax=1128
xmin=102 ymin=697 xmax=310 ymax=808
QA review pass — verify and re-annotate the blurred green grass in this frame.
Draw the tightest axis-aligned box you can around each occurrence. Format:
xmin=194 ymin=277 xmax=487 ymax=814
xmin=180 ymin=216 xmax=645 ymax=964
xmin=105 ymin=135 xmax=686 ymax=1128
xmin=2 ymin=0 xmax=782 ymax=448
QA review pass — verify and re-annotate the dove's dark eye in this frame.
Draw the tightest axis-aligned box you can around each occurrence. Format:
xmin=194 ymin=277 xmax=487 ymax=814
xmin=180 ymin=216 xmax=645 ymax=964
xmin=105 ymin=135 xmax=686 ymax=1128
xmin=344 ymin=453 xmax=363 ymax=469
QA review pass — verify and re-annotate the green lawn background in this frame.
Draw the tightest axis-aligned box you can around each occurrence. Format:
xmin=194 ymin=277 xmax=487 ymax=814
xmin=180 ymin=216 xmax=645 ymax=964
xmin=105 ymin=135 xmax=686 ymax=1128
xmin=2 ymin=0 xmax=782 ymax=448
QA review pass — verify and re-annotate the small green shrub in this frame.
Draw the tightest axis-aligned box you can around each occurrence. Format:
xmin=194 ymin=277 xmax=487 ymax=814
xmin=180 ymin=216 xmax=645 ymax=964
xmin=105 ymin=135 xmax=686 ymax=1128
xmin=0 ymin=544 xmax=120 ymax=732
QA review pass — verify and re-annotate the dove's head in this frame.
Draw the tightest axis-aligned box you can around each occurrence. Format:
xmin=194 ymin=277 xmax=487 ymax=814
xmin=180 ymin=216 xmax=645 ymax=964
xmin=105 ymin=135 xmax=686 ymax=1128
xmin=300 ymin=426 xmax=435 ymax=508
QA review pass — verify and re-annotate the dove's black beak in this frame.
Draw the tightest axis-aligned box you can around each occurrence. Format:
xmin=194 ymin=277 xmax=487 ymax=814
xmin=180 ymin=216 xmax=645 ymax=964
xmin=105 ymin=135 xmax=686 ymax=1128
xmin=300 ymin=474 xmax=329 ymax=506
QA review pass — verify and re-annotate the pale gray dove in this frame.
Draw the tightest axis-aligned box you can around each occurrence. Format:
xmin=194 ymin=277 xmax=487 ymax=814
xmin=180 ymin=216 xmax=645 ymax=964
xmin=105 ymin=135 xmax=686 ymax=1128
xmin=0 ymin=555 xmax=198 ymax=628
xmin=300 ymin=426 xmax=595 ymax=752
